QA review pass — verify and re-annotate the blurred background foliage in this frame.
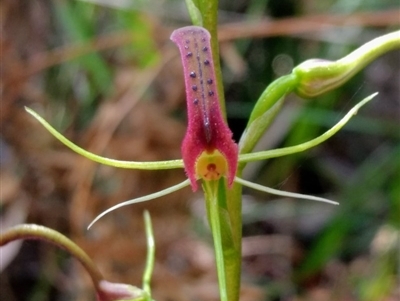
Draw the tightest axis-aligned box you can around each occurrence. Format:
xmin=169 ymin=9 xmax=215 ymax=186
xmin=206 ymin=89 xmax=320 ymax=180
xmin=1 ymin=0 xmax=399 ymax=300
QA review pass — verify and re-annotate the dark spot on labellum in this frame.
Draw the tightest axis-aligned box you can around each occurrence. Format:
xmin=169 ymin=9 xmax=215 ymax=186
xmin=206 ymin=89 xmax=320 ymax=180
xmin=190 ymin=72 xmax=196 ymax=78
xmin=185 ymin=40 xmax=190 ymax=44
xmin=204 ymin=59 xmax=210 ymax=65
xmin=207 ymin=163 xmax=217 ymax=172
xmin=207 ymin=79 xmax=213 ymax=84
xmin=202 ymin=37 xmax=206 ymax=42
xmin=203 ymin=46 xmax=208 ymax=52
xmin=208 ymin=91 xmax=214 ymax=96
xmin=193 ymin=98 xmax=199 ymax=105
xmin=192 ymin=85 xmax=198 ymax=91
xmin=186 ymin=52 xmax=193 ymax=57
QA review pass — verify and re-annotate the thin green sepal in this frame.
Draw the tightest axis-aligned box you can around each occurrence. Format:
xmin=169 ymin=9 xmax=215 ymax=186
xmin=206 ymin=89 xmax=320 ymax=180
xmin=239 ymin=92 xmax=378 ymax=163
xmin=25 ymin=107 xmax=184 ymax=170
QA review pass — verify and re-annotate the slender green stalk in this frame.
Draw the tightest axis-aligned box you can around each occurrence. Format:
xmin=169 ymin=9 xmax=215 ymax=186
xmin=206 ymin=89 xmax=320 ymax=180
xmin=142 ymin=211 xmax=155 ymax=299
xmin=220 ymin=180 xmax=242 ymax=301
xmin=1 ymin=224 xmax=153 ymax=301
xmin=0 ymin=224 xmax=104 ymax=292
xmin=203 ymin=178 xmax=241 ymax=301
xmin=204 ymin=180 xmax=228 ymax=301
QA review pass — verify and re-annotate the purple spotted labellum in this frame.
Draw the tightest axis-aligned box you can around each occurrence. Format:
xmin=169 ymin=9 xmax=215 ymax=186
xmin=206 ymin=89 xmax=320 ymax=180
xmin=170 ymin=26 xmax=238 ymax=191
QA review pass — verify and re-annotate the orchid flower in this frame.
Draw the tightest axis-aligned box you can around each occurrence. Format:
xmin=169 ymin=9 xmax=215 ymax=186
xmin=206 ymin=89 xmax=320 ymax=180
xmin=25 ymin=26 xmax=399 ymax=301
xmin=25 ymin=26 xmax=384 ymax=225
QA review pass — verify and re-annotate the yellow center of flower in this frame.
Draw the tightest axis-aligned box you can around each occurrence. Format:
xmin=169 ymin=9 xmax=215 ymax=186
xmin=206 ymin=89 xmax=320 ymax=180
xmin=195 ymin=150 xmax=228 ymax=181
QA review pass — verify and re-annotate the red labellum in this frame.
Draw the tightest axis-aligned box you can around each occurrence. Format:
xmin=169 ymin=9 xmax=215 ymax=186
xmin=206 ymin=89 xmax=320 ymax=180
xmin=170 ymin=26 xmax=238 ymax=191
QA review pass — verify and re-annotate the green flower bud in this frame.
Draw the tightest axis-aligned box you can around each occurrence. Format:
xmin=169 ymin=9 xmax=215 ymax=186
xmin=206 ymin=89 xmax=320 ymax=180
xmin=293 ymin=30 xmax=400 ymax=98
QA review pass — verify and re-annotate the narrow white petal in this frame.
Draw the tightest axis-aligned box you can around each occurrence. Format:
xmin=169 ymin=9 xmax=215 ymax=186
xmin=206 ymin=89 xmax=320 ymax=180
xmin=235 ymin=177 xmax=338 ymax=205
xmin=87 ymin=179 xmax=191 ymax=229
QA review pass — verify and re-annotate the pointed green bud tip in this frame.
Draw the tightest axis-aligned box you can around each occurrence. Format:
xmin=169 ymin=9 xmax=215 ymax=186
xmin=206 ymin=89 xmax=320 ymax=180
xmin=170 ymin=26 xmax=238 ymax=191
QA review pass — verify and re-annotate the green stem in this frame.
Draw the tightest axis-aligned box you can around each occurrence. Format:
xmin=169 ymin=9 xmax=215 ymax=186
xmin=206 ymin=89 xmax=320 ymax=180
xmin=204 ymin=179 xmax=242 ymax=301
xmin=0 ymin=224 xmax=104 ymax=292
xmin=204 ymin=180 xmax=228 ymax=301
xmin=142 ymin=211 xmax=155 ymax=299
xmin=224 ymin=178 xmax=243 ymax=301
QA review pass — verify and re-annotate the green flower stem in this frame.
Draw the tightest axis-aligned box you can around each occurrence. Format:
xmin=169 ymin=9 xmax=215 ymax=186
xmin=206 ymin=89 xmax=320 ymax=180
xmin=294 ymin=30 xmax=400 ymax=97
xmin=204 ymin=180 xmax=243 ymax=301
xmin=205 ymin=179 xmax=243 ymax=301
xmin=203 ymin=179 xmax=232 ymax=301
xmin=0 ymin=224 xmax=104 ymax=292
xmin=239 ymin=74 xmax=298 ymax=156
xmin=142 ymin=211 xmax=155 ymax=299
xmin=239 ymin=92 xmax=377 ymax=163
xmin=223 ymin=179 xmax=243 ymax=301
xmin=25 ymin=107 xmax=184 ymax=170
